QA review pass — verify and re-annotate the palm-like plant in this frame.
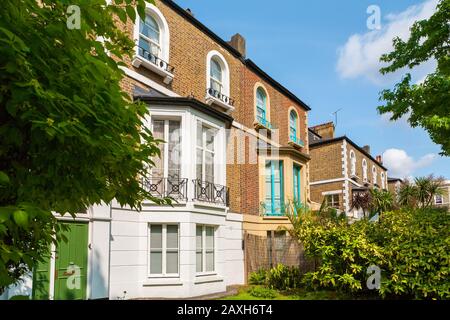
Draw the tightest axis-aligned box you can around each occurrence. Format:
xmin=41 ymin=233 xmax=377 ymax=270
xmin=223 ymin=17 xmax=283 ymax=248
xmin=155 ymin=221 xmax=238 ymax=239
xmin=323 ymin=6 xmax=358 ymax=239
xmin=370 ymin=188 xmax=394 ymax=214
xmin=398 ymin=175 xmax=444 ymax=209
xmin=398 ymin=182 xmax=419 ymax=208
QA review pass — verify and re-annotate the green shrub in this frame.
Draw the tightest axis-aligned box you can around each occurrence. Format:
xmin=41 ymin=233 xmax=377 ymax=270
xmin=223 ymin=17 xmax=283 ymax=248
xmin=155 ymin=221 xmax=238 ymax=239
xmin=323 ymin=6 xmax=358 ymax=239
xmin=249 ymin=268 xmax=267 ymax=285
xmin=373 ymin=209 xmax=450 ymax=299
xmin=266 ymin=264 xmax=301 ymax=290
xmin=248 ymin=286 xmax=277 ymax=299
xmin=288 ymin=206 xmax=450 ymax=299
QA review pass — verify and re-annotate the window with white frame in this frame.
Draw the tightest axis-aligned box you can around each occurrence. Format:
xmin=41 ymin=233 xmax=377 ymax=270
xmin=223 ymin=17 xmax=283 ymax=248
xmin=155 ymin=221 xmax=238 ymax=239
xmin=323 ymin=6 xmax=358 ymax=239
xmin=435 ymin=194 xmax=443 ymax=205
xmin=325 ymin=194 xmax=340 ymax=209
xmin=349 ymin=150 xmax=356 ymax=176
xmin=149 ymin=224 xmax=179 ymax=276
xmin=256 ymin=87 xmax=268 ymax=124
xmin=138 ymin=14 xmax=161 ymax=58
xmin=372 ymin=166 xmax=377 ymax=185
xmin=196 ymin=225 xmax=215 ymax=273
xmin=196 ymin=121 xmax=217 ymax=183
xmin=206 ymin=51 xmax=230 ymax=102
xmin=134 ymin=4 xmax=170 ymax=65
xmin=381 ymin=172 xmax=386 ymax=189
xmin=151 ymin=119 xmax=181 ymax=179
xmin=289 ymin=110 xmax=298 ymax=142
xmin=210 ymin=58 xmax=223 ymax=93
xmin=362 ymin=159 xmax=368 ymax=182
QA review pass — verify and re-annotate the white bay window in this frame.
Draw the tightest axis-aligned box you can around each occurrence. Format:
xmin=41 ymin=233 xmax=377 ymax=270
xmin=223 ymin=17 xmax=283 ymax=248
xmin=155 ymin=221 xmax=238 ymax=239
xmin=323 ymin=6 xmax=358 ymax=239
xmin=196 ymin=225 xmax=215 ymax=273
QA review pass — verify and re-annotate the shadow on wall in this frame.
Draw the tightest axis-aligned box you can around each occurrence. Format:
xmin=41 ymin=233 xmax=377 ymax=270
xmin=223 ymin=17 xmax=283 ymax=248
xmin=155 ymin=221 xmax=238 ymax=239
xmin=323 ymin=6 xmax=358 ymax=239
xmin=90 ymin=246 xmax=108 ymax=300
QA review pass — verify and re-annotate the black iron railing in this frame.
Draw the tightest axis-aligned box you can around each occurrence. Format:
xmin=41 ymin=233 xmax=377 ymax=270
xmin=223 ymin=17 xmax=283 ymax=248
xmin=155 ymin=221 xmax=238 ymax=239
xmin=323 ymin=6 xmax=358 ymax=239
xmin=206 ymin=88 xmax=235 ymax=107
xmin=142 ymin=177 xmax=188 ymax=201
xmin=137 ymin=46 xmax=175 ymax=74
xmin=192 ymin=179 xmax=229 ymax=206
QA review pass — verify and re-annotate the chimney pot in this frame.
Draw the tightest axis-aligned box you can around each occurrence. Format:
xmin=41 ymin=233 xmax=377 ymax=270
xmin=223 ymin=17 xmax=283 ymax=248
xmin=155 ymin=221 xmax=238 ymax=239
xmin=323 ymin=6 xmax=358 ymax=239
xmin=362 ymin=145 xmax=371 ymax=155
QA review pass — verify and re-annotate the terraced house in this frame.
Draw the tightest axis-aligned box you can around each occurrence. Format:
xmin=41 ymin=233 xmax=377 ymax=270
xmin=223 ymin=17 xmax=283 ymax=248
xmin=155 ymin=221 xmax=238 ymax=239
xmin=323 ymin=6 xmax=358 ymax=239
xmin=308 ymin=122 xmax=388 ymax=219
xmin=0 ymin=0 xmax=312 ymax=300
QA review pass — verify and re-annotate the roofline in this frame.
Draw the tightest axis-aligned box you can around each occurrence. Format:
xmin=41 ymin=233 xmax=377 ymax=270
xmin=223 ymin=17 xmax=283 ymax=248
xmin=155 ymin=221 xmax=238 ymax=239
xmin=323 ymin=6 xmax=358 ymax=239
xmin=309 ymin=136 xmax=388 ymax=171
xmin=310 ymin=122 xmax=334 ymax=129
xmin=134 ymin=96 xmax=234 ymax=126
xmin=388 ymin=177 xmax=403 ymax=183
xmin=308 ymin=127 xmax=322 ymax=138
xmin=161 ymin=0 xmax=311 ymax=112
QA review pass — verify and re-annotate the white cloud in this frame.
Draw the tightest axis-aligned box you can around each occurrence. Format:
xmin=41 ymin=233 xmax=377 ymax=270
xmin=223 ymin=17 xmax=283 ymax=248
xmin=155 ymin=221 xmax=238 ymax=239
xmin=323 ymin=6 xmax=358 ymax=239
xmin=336 ymin=0 xmax=438 ymax=84
xmin=382 ymin=148 xmax=436 ymax=178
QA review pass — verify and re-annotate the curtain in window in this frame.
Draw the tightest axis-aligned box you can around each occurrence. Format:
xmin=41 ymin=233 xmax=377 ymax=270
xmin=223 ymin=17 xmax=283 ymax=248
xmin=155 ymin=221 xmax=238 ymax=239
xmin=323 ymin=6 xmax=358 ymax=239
xmin=210 ymin=59 xmax=223 ymax=93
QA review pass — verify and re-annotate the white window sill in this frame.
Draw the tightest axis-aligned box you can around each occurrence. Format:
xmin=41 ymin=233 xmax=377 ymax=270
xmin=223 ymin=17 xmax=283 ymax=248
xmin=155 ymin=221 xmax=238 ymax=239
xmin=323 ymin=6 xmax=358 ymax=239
xmin=253 ymin=121 xmax=272 ymax=132
xmin=194 ymin=274 xmax=223 ymax=284
xmin=143 ymin=277 xmax=183 ymax=287
xmin=132 ymin=55 xmax=174 ymax=84
xmin=288 ymin=140 xmax=304 ymax=148
xmin=205 ymin=94 xmax=235 ymax=112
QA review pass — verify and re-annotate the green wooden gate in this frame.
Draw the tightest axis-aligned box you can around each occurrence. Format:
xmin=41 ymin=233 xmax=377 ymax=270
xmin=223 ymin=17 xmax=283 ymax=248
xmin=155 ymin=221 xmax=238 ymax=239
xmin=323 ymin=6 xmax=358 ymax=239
xmin=32 ymin=222 xmax=89 ymax=300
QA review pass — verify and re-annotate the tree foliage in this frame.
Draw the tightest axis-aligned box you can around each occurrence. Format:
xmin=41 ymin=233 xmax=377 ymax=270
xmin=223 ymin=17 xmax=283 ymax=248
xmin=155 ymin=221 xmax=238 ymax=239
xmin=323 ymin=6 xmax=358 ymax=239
xmin=378 ymin=0 xmax=450 ymax=156
xmin=398 ymin=175 xmax=444 ymax=209
xmin=0 ymin=0 xmax=165 ymax=292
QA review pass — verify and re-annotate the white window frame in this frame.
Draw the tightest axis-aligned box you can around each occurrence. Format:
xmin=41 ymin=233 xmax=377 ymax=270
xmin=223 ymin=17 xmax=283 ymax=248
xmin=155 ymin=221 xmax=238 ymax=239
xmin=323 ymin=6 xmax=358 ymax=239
xmin=205 ymin=51 xmax=232 ymax=110
xmin=148 ymin=224 xmax=180 ymax=278
xmin=362 ymin=159 xmax=368 ymax=182
xmin=372 ymin=166 xmax=377 ymax=185
xmin=381 ymin=172 xmax=386 ymax=189
xmin=150 ymin=118 xmax=182 ymax=179
xmin=325 ymin=194 xmax=340 ymax=208
xmin=349 ymin=150 xmax=356 ymax=176
xmin=196 ymin=121 xmax=218 ymax=184
xmin=133 ymin=3 xmax=170 ymax=63
xmin=196 ymin=225 xmax=216 ymax=276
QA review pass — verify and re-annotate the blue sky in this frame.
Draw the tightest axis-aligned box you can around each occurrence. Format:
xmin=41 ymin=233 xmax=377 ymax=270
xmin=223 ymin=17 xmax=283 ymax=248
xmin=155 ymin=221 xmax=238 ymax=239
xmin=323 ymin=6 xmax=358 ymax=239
xmin=176 ymin=0 xmax=449 ymax=179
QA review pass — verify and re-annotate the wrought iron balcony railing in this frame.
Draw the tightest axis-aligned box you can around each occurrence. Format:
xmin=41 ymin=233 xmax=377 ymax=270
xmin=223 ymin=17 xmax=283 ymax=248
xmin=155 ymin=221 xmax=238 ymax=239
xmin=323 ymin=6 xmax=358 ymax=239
xmin=192 ymin=179 xmax=229 ymax=206
xmin=289 ymin=134 xmax=305 ymax=147
xmin=206 ymin=88 xmax=235 ymax=107
xmin=142 ymin=177 xmax=188 ymax=201
xmin=255 ymin=115 xmax=272 ymax=130
xmin=137 ymin=46 xmax=175 ymax=74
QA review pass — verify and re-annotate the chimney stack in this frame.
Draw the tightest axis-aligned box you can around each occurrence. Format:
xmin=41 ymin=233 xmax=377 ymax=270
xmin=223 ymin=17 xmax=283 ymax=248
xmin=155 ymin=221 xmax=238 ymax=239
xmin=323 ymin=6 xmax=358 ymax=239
xmin=362 ymin=145 xmax=371 ymax=155
xmin=376 ymin=155 xmax=383 ymax=164
xmin=310 ymin=122 xmax=335 ymax=139
xmin=228 ymin=33 xmax=246 ymax=57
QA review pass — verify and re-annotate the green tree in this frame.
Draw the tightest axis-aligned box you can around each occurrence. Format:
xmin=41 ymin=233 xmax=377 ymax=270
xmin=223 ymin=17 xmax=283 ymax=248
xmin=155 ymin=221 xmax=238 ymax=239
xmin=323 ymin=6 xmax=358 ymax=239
xmin=378 ymin=0 xmax=450 ymax=156
xmin=0 ymin=0 xmax=167 ymax=293
xmin=369 ymin=188 xmax=394 ymax=214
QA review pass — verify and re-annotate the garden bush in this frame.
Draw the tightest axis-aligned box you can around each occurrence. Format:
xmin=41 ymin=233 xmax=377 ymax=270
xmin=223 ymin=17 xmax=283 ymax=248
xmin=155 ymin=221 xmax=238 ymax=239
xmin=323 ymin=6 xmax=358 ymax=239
xmin=266 ymin=264 xmax=301 ymax=290
xmin=249 ymin=268 xmax=267 ymax=285
xmin=288 ymin=207 xmax=450 ymax=299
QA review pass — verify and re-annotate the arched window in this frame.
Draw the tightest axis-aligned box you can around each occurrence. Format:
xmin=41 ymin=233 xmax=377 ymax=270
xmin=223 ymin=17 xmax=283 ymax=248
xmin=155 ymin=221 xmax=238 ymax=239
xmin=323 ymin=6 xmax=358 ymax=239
xmin=349 ymin=150 xmax=356 ymax=176
xmin=206 ymin=51 xmax=231 ymax=108
xmin=209 ymin=58 xmax=223 ymax=93
xmin=134 ymin=3 xmax=170 ymax=65
xmin=256 ymin=87 xmax=267 ymax=122
xmin=381 ymin=172 xmax=385 ymax=189
xmin=139 ymin=14 xmax=161 ymax=57
xmin=362 ymin=159 xmax=368 ymax=182
xmin=372 ymin=166 xmax=377 ymax=185
xmin=289 ymin=110 xmax=298 ymax=141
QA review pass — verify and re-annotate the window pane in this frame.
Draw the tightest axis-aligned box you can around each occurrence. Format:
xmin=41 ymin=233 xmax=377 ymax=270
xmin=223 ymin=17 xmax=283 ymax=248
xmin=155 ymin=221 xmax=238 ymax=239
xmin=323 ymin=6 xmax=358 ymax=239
xmin=210 ymin=59 xmax=222 ymax=81
xmin=264 ymin=161 xmax=273 ymax=212
xmin=166 ymin=251 xmax=178 ymax=274
xmin=151 ymin=120 xmax=165 ymax=177
xmin=196 ymin=149 xmax=203 ymax=181
xmin=140 ymin=16 xmax=160 ymax=43
xmin=256 ymin=88 xmax=266 ymax=109
xmin=150 ymin=225 xmax=162 ymax=249
xmin=196 ymin=226 xmax=203 ymax=249
xmin=196 ymin=252 xmax=203 ymax=272
xmin=205 ymin=152 xmax=214 ymax=183
xmin=166 ymin=225 xmax=178 ymax=249
xmin=196 ymin=121 xmax=203 ymax=147
xmin=150 ymin=252 xmax=162 ymax=274
xmin=205 ymin=127 xmax=215 ymax=152
xmin=205 ymin=227 xmax=214 ymax=249
xmin=168 ymin=121 xmax=181 ymax=179
xmin=206 ymin=251 xmax=214 ymax=272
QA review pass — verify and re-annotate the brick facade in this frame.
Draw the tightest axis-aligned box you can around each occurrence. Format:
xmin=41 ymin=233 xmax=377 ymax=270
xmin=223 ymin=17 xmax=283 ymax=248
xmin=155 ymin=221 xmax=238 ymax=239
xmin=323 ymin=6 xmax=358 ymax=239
xmin=114 ymin=0 xmax=311 ymax=224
